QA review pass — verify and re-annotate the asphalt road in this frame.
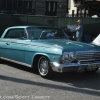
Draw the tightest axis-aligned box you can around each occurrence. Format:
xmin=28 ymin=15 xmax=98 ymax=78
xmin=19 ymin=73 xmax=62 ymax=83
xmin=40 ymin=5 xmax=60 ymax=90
xmin=0 ymin=60 xmax=100 ymax=100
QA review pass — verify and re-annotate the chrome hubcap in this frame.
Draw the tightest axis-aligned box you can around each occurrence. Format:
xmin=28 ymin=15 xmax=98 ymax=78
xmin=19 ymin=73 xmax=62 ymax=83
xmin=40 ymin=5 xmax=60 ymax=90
xmin=38 ymin=57 xmax=49 ymax=76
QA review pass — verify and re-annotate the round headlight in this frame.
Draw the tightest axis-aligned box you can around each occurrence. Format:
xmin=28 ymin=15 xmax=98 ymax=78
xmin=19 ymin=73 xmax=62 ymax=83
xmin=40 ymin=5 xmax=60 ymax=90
xmin=62 ymin=52 xmax=76 ymax=62
xmin=69 ymin=52 xmax=75 ymax=60
xmin=63 ymin=53 xmax=69 ymax=60
xmin=64 ymin=54 xmax=69 ymax=60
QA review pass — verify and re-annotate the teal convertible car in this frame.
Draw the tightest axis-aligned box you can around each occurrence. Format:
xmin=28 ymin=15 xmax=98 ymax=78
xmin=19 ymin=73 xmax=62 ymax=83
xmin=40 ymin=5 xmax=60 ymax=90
xmin=0 ymin=26 xmax=100 ymax=78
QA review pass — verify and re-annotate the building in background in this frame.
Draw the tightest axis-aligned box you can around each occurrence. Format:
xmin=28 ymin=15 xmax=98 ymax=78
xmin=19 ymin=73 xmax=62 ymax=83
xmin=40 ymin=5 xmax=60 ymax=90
xmin=0 ymin=0 xmax=100 ymax=17
xmin=77 ymin=0 xmax=100 ymax=17
xmin=68 ymin=0 xmax=83 ymax=17
xmin=0 ymin=0 xmax=68 ymax=16
xmin=69 ymin=0 xmax=100 ymax=17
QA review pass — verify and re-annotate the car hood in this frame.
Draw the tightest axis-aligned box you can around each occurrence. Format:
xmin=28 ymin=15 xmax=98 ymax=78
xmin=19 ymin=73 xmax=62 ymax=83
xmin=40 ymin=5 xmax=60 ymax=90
xmin=34 ymin=39 xmax=99 ymax=52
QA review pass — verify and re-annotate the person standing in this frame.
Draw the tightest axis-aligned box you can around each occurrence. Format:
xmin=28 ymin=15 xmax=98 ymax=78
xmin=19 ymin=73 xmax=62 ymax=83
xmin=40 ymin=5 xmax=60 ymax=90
xmin=75 ymin=19 xmax=83 ymax=42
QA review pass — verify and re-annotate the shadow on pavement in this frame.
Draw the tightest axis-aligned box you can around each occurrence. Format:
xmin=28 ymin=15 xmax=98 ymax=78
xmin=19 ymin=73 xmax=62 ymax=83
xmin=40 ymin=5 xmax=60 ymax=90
xmin=0 ymin=59 xmax=100 ymax=96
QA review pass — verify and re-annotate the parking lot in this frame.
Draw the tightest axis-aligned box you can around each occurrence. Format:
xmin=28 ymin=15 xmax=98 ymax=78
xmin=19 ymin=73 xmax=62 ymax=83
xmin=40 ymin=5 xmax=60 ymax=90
xmin=0 ymin=60 xmax=100 ymax=100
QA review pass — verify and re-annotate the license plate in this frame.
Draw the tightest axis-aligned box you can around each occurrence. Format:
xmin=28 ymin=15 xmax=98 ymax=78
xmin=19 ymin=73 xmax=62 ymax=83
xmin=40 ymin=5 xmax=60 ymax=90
xmin=87 ymin=65 xmax=96 ymax=70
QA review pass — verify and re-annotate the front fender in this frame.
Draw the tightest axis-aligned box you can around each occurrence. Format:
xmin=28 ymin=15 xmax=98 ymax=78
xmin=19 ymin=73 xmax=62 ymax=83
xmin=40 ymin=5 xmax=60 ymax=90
xmin=33 ymin=53 xmax=61 ymax=63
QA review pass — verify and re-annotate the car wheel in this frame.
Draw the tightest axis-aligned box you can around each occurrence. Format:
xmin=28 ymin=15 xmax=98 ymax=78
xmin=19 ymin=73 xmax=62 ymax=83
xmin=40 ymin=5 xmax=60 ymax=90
xmin=85 ymin=68 xmax=99 ymax=73
xmin=38 ymin=56 xmax=53 ymax=78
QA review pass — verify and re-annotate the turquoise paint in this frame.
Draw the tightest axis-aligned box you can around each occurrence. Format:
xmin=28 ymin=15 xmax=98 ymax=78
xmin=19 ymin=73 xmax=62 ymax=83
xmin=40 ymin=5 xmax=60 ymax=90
xmin=1 ymin=26 xmax=100 ymax=68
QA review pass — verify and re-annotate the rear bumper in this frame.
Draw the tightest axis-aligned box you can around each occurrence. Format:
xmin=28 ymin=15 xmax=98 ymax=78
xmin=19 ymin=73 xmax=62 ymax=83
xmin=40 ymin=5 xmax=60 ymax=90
xmin=50 ymin=62 xmax=100 ymax=73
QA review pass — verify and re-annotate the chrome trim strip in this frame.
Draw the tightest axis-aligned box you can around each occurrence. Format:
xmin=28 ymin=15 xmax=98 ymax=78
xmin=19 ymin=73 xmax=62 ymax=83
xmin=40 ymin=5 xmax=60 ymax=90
xmin=0 ymin=40 xmax=55 ymax=49
xmin=76 ymin=51 xmax=100 ymax=53
xmin=0 ymin=57 xmax=31 ymax=68
xmin=78 ymin=59 xmax=100 ymax=61
xmin=50 ymin=62 xmax=100 ymax=72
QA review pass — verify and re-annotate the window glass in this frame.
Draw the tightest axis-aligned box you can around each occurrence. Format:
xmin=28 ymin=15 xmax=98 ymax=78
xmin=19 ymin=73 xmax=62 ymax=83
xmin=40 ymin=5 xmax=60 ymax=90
xmin=13 ymin=0 xmax=18 ymax=11
xmin=26 ymin=27 xmax=67 ymax=40
xmin=4 ymin=28 xmax=27 ymax=39
xmin=45 ymin=1 xmax=57 ymax=16
xmin=2 ymin=0 xmax=7 ymax=10
xmin=0 ymin=1 xmax=2 ymax=9
xmin=7 ymin=0 xmax=12 ymax=10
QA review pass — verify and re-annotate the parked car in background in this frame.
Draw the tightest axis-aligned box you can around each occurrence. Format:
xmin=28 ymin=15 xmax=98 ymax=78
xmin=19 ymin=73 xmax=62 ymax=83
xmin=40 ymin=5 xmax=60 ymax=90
xmin=0 ymin=26 xmax=100 ymax=78
xmin=92 ymin=34 xmax=100 ymax=46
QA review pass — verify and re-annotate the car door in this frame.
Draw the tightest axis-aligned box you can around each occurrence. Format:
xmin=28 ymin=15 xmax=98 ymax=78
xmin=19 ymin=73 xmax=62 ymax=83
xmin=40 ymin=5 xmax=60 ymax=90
xmin=0 ymin=38 xmax=9 ymax=59
xmin=4 ymin=28 xmax=26 ymax=63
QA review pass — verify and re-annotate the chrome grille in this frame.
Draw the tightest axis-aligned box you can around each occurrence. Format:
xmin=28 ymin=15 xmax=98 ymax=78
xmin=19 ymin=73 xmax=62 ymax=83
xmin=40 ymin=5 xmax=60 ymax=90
xmin=76 ymin=52 xmax=100 ymax=62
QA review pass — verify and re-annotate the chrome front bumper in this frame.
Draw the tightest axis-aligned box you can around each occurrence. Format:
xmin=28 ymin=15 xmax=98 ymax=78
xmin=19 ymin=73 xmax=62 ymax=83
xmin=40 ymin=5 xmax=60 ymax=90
xmin=50 ymin=62 xmax=100 ymax=73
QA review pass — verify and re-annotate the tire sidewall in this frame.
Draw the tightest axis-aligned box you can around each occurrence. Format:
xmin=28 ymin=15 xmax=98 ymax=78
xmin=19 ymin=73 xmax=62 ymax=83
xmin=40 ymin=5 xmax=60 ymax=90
xmin=38 ymin=56 xmax=53 ymax=78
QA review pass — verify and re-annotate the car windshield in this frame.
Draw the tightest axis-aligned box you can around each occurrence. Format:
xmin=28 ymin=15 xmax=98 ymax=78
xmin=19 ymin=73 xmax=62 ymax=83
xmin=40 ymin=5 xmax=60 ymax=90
xmin=26 ymin=27 xmax=68 ymax=40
